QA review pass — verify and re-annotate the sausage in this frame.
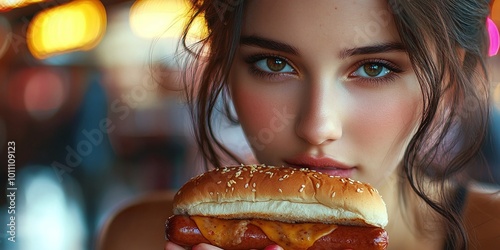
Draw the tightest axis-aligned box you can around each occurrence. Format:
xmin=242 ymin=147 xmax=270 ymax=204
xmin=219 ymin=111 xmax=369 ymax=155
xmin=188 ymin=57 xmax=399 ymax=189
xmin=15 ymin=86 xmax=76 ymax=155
xmin=166 ymin=215 xmax=388 ymax=250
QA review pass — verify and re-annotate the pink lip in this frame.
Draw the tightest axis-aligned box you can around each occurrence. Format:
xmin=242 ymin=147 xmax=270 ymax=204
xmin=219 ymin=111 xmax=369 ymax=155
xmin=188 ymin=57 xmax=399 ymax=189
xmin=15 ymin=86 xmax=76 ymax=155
xmin=284 ymin=154 xmax=355 ymax=177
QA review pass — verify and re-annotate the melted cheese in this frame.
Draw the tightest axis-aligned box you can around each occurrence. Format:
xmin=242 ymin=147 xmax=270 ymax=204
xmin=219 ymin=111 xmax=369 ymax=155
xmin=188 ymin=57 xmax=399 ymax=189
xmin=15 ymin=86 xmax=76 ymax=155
xmin=250 ymin=219 xmax=338 ymax=250
xmin=191 ymin=216 xmax=338 ymax=250
xmin=191 ymin=216 xmax=249 ymax=247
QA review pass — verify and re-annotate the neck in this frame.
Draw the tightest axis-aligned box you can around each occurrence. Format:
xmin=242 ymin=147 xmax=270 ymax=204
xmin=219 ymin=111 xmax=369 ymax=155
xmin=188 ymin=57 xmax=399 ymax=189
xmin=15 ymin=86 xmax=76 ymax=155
xmin=377 ymin=171 xmax=445 ymax=250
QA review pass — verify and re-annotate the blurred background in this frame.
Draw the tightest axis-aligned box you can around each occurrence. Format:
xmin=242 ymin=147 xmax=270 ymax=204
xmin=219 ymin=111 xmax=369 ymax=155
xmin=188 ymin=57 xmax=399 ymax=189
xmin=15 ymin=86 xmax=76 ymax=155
xmin=0 ymin=0 xmax=499 ymax=249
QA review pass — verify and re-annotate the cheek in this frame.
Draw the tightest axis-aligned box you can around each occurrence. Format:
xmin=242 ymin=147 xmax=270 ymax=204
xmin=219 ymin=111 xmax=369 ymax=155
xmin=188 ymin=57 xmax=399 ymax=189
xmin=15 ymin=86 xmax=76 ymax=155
xmin=348 ymin=90 xmax=421 ymax=159
xmin=229 ymin=64 xmax=303 ymax=162
xmin=229 ymin=69 xmax=297 ymax=153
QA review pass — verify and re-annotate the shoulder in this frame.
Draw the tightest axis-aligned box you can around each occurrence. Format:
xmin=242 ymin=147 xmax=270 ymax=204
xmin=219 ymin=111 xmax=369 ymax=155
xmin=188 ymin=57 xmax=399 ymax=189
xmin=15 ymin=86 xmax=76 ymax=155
xmin=463 ymin=182 xmax=500 ymax=249
xmin=97 ymin=191 xmax=176 ymax=250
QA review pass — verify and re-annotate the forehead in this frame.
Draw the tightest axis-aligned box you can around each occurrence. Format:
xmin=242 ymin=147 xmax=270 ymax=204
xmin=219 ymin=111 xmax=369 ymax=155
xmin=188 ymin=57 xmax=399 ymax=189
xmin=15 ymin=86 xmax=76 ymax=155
xmin=242 ymin=0 xmax=400 ymax=49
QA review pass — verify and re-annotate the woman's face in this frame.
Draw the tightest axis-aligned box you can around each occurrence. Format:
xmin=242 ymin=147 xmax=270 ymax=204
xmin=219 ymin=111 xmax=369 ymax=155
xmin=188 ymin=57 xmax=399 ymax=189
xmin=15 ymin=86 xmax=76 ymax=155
xmin=229 ymin=0 xmax=422 ymax=186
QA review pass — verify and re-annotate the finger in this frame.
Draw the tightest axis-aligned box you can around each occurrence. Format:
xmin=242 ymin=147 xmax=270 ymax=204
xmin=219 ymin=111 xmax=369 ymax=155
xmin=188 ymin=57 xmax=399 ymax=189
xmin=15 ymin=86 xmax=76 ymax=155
xmin=165 ymin=241 xmax=187 ymax=250
xmin=264 ymin=245 xmax=284 ymax=250
xmin=192 ymin=243 xmax=223 ymax=250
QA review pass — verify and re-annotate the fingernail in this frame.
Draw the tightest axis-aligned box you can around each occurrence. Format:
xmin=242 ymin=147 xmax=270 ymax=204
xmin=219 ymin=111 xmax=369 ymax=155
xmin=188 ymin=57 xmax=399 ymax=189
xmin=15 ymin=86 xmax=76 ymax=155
xmin=264 ymin=245 xmax=283 ymax=250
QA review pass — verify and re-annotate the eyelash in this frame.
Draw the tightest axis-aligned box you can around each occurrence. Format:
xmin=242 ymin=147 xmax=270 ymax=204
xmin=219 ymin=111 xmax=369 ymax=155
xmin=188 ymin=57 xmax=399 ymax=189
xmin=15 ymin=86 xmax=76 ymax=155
xmin=244 ymin=54 xmax=404 ymax=84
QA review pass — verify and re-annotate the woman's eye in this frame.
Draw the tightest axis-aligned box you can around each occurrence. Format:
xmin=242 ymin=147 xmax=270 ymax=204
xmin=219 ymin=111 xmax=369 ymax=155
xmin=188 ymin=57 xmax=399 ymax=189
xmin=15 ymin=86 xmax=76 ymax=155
xmin=254 ymin=57 xmax=295 ymax=73
xmin=352 ymin=63 xmax=391 ymax=78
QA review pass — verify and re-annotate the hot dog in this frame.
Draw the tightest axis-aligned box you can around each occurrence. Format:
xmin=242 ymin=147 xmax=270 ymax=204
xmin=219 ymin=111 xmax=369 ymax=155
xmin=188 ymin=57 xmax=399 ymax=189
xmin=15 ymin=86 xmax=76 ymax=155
xmin=166 ymin=165 xmax=389 ymax=249
xmin=166 ymin=215 xmax=388 ymax=249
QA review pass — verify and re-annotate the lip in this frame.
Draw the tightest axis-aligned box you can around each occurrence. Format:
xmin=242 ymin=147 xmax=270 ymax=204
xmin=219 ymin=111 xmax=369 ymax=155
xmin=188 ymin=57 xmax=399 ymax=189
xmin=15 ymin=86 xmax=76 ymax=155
xmin=284 ymin=154 xmax=355 ymax=177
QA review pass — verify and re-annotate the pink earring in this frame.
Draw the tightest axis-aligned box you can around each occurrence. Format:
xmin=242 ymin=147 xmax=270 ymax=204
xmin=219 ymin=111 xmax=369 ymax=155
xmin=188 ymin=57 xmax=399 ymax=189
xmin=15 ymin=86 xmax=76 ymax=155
xmin=488 ymin=17 xmax=499 ymax=56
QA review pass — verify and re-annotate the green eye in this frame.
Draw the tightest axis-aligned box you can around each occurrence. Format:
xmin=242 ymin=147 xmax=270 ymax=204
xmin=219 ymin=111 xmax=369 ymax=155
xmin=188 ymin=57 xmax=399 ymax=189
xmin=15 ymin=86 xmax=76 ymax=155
xmin=364 ymin=63 xmax=385 ymax=77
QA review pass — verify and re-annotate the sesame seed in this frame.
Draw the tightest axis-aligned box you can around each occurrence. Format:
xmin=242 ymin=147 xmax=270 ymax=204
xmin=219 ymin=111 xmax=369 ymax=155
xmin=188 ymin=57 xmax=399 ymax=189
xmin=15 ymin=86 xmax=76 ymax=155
xmin=209 ymin=192 xmax=214 ymax=196
xmin=235 ymin=170 xmax=242 ymax=178
xmin=279 ymin=188 xmax=283 ymax=193
xmin=227 ymin=179 xmax=236 ymax=187
xmin=252 ymin=182 xmax=256 ymax=188
xmin=316 ymin=183 xmax=320 ymax=188
xmin=244 ymin=183 xmax=249 ymax=188
xmin=331 ymin=192 xmax=336 ymax=198
xmin=265 ymin=172 xmax=274 ymax=178
xmin=357 ymin=188 xmax=363 ymax=193
xmin=217 ymin=181 xmax=222 ymax=184
xmin=252 ymin=189 xmax=256 ymax=192
xmin=299 ymin=184 xmax=306 ymax=192
xmin=340 ymin=179 xmax=346 ymax=183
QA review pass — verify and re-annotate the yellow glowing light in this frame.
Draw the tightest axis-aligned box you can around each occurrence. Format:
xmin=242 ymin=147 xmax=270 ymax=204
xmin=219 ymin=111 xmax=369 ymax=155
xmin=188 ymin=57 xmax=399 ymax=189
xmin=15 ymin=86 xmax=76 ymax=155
xmin=0 ymin=0 xmax=47 ymax=11
xmin=129 ymin=0 xmax=206 ymax=39
xmin=27 ymin=0 xmax=106 ymax=59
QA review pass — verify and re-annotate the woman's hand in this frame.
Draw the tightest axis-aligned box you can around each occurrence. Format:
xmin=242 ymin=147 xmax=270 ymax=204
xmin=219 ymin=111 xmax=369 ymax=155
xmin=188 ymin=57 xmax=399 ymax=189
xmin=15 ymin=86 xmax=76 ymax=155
xmin=165 ymin=241 xmax=283 ymax=250
xmin=165 ymin=241 xmax=222 ymax=250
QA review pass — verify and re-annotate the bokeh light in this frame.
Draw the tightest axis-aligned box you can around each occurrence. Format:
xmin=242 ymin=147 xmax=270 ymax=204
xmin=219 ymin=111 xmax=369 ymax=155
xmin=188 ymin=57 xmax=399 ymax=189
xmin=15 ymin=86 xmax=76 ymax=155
xmin=23 ymin=69 xmax=67 ymax=121
xmin=494 ymin=82 xmax=500 ymax=111
xmin=129 ymin=0 xmax=206 ymax=39
xmin=27 ymin=0 xmax=106 ymax=59
xmin=493 ymin=0 xmax=500 ymax=26
xmin=0 ymin=0 xmax=46 ymax=11
xmin=18 ymin=167 xmax=86 ymax=250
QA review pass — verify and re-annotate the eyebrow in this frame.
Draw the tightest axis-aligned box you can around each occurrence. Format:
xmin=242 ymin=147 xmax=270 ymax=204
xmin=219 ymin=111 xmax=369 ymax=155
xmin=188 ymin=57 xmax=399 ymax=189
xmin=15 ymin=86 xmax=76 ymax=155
xmin=240 ymin=35 xmax=406 ymax=58
xmin=339 ymin=42 xmax=406 ymax=59
xmin=240 ymin=35 xmax=299 ymax=55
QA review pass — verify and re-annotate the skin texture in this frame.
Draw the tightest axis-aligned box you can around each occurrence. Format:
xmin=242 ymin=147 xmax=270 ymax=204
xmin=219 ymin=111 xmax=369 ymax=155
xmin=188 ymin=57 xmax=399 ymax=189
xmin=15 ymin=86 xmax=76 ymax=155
xmin=229 ymin=0 xmax=421 ymax=188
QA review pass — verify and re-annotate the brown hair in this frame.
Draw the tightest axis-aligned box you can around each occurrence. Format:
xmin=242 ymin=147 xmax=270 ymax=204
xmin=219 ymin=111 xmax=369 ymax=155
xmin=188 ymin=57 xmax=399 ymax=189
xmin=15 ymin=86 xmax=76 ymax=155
xmin=180 ymin=0 xmax=491 ymax=249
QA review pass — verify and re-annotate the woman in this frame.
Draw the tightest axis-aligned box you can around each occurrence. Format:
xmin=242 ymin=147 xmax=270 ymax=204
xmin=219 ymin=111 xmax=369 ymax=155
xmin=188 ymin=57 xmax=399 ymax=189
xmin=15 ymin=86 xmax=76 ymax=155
xmin=167 ymin=0 xmax=500 ymax=249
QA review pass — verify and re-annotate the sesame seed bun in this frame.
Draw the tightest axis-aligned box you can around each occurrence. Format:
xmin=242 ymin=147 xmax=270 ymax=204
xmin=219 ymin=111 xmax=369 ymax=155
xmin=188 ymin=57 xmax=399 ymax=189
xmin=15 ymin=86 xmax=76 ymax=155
xmin=173 ymin=164 xmax=388 ymax=228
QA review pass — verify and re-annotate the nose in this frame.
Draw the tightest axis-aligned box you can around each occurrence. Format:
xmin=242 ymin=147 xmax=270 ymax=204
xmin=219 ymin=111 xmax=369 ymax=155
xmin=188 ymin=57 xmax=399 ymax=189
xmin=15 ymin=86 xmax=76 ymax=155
xmin=295 ymin=78 xmax=343 ymax=145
